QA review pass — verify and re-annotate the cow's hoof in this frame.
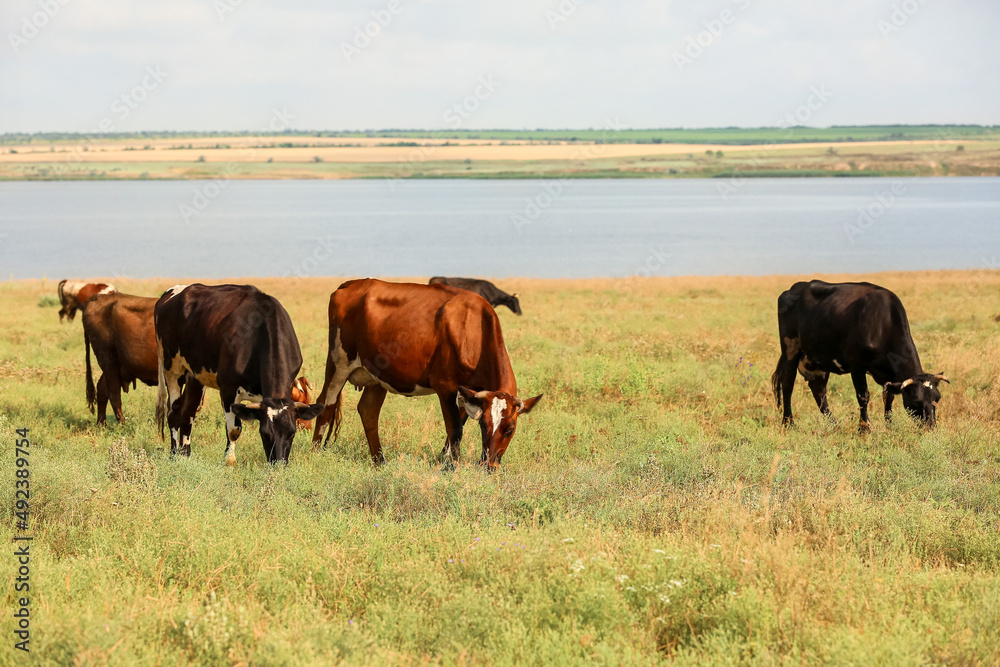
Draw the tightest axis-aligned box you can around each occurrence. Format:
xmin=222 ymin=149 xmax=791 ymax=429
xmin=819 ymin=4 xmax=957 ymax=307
xmin=858 ymin=422 xmax=872 ymax=434
xmin=225 ymin=454 xmax=237 ymax=467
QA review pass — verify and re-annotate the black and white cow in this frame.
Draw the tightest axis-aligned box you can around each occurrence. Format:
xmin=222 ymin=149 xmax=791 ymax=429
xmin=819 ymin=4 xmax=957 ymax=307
xmin=154 ymin=284 xmax=323 ymax=465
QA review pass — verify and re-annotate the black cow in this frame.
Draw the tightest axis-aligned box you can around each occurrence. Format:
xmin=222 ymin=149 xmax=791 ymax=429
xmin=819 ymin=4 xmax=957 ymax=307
xmin=428 ymin=277 xmax=522 ymax=315
xmin=771 ymin=280 xmax=948 ymax=430
xmin=154 ymin=284 xmax=323 ymax=465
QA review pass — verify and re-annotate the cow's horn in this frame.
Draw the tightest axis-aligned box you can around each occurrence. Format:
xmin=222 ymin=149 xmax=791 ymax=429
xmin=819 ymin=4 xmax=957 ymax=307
xmin=293 ymin=401 xmax=311 ymax=410
xmin=900 ymin=378 xmax=914 ymax=389
xmin=474 ymin=390 xmax=491 ymax=399
xmin=933 ymin=374 xmax=950 ymax=384
xmin=293 ymin=379 xmax=304 ymax=392
xmin=514 ymin=397 xmax=524 ymax=410
xmin=244 ymin=402 xmax=262 ymax=409
xmin=512 ymin=293 xmax=520 ymax=298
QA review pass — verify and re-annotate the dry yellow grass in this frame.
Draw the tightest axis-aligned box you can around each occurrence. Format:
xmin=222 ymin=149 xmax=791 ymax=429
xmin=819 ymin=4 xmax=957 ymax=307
xmin=0 ymin=138 xmax=976 ymax=164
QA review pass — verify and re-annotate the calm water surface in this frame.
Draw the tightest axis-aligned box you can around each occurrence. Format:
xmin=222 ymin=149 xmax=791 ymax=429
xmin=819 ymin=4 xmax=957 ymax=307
xmin=0 ymin=178 xmax=997 ymax=279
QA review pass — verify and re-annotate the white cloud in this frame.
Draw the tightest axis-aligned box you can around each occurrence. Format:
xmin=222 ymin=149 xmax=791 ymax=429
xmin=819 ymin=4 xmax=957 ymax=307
xmin=1 ymin=0 xmax=996 ymax=132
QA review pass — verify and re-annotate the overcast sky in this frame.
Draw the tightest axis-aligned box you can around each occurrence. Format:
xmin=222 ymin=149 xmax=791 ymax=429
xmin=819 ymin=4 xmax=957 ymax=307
xmin=1 ymin=0 xmax=997 ymax=133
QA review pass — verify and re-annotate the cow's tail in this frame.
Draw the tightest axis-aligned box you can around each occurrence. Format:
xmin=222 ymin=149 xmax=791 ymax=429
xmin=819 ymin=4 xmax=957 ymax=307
xmin=84 ymin=328 xmax=96 ymax=413
xmin=155 ymin=341 xmax=167 ymax=440
xmin=57 ymin=279 xmax=67 ymax=306
xmin=771 ymin=357 xmax=783 ymax=411
xmin=323 ymin=388 xmax=344 ymax=446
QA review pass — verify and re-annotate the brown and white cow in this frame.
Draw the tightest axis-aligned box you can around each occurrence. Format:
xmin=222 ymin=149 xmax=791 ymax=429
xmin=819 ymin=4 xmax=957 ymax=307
xmin=154 ymin=284 xmax=323 ymax=465
xmin=312 ymin=279 xmax=542 ymax=469
xmin=83 ymin=293 xmax=159 ymax=424
xmin=58 ymin=280 xmax=116 ymax=322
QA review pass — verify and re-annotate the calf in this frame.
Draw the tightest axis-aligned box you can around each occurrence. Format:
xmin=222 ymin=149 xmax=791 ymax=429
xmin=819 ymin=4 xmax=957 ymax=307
xmin=291 ymin=377 xmax=315 ymax=430
xmin=771 ymin=280 xmax=948 ymax=430
xmin=428 ymin=277 xmax=522 ymax=315
xmin=313 ymin=279 xmax=541 ymax=468
xmin=82 ymin=293 xmax=159 ymax=424
xmin=154 ymin=284 xmax=323 ymax=465
xmin=58 ymin=280 xmax=116 ymax=322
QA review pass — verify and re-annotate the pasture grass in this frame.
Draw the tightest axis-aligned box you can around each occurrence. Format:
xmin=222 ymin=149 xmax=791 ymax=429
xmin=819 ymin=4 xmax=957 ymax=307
xmin=1 ymin=272 xmax=999 ymax=665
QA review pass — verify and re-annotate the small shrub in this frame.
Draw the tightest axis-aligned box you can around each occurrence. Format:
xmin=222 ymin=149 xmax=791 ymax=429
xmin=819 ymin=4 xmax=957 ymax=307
xmin=197 ymin=155 xmax=206 ymax=162
xmin=37 ymin=294 xmax=59 ymax=308
xmin=313 ymin=156 xmax=324 ymax=163
xmin=106 ymin=437 xmax=157 ymax=491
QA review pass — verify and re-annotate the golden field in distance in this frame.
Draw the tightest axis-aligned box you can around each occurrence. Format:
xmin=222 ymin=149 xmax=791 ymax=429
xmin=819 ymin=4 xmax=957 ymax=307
xmin=1 ymin=135 xmax=998 ymax=180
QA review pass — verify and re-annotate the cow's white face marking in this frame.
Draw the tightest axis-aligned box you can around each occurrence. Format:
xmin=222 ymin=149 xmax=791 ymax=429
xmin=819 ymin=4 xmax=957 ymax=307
xmin=923 ymin=381 xmax=932 ymax=388
xmin=98 ymin=285 xmax=116 ymax=296
xmin=266 ymin=406 xmax=287 ymax=421
xmin=163 ymin=284 xmax=189 ymax=301
xmin=490 ymin=398 xmax=507 ymax=435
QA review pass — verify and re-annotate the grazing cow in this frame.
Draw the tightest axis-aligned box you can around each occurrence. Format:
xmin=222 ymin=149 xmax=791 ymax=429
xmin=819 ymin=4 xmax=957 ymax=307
xmin=58 ymin=280 xmax=116 ymax=322
xmin=291 ymin=377 xmax=315 ymax=430
xmin=154 ymin=284 xmax=323 ymax=465
xmin=82 ymin=293 xmax=159 ymax=424
xmin=312 ymin=279 xmax=542 ymax=469
xmin=771 ymin=280 xmax=949 ymax=430
xmin=428 ymin=277 xmax=522 ymax=315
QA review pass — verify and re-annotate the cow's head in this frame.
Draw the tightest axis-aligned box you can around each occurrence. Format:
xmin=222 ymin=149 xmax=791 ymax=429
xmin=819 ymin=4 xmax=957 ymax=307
xmin=232 ymin=399 xmax=324 ymax=462
xmin=505 ymin=293 xmax=523 ymax=316
xmin=456 ymin=387 xmax=542 ymax=470
xmin=884 ymin=373 xmax=949 ymax=427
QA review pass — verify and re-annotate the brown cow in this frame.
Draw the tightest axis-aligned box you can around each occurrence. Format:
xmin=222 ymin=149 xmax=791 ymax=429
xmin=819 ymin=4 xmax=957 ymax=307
xmin=291 ymin=377 xmax=315 ymax=430
xmin=83 ymin=293 xmax=158 ymax=424
xmin=312 ymin=279 xmax=541 ymax=469
xmin=59 ymin=280 xmax=116 ymax=322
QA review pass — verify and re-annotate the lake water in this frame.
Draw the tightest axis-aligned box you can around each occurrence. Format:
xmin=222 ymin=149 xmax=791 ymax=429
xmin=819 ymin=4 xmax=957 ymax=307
xmin=0 ymin=178 xmax=997 ymax=280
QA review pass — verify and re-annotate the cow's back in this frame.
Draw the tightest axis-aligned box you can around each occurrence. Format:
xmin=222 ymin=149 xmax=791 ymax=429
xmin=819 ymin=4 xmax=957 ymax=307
xmin=156 ymin=284 xmax=302 ymax=396
xmin=332 ymin=279 xmax=514 ymax=393
xmin=85 ymin=293 xmax=159 ymax=386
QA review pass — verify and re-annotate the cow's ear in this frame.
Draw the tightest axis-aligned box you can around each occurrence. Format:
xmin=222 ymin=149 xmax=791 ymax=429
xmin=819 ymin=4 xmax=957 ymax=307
xmin=517 ymin=394 xmax=543 ymax=415
xmin=456 ymin=386 xmax=484 ymax=420
xmin=294 ymin=402 xmax=324 ymax=421
xmin=232 ymin=403 xmax=264 ymax=422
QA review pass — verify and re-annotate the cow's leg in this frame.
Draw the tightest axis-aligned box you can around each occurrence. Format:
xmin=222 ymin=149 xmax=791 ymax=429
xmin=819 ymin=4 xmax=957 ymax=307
xmin=807 ymin=372 xmax=832 ymax=418
xmin=884 ymin=390 xmax=895 ymax=423
xmin=438 ymin=390 xmax=467 ymax=463
xmin=779 ymin=359 xmax=799 ymax=426
xmin=313 ymin=341 xmax=351 ymax=448
xmin=852 ymin=371 xmax=871 ymax=433
xmin=105 ymin=367 xmax=126 ymax=424
xmin=221 ymin=393 xmax=242 ymax=467
xmin=164 ymin=372 xmax=185 ymax=455
xmin=95 ymin=374 xmax=110 ymax=425
xmin=357 ymin=385 xmax=387 ymax=466
xmin=176 ymin=379 xmax=203 ymax=457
